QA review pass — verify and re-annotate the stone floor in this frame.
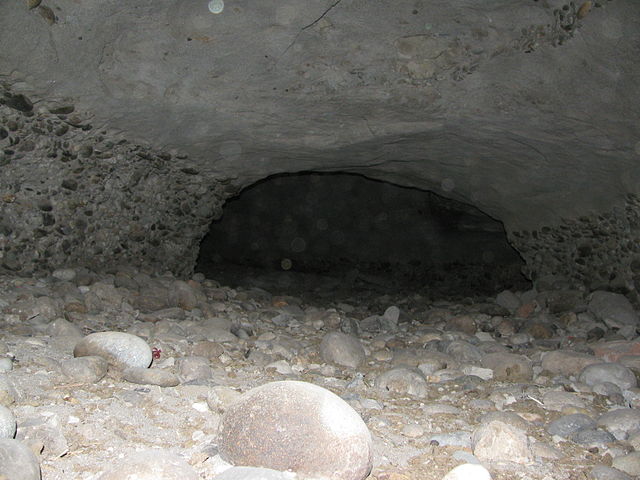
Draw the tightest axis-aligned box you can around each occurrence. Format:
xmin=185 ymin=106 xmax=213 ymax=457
xmin=1 ymin=264 xmax=640 ymax=480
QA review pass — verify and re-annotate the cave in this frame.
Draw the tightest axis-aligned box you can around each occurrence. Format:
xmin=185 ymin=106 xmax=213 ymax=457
xmin=1 ymin=1 xmax=640 ymax=479
xmin=196 ymin=172 xmax=529 ymax=296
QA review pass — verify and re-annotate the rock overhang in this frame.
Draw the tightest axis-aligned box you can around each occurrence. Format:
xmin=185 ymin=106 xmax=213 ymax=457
xmin=1 ymin=0 xmax=639 ymax=231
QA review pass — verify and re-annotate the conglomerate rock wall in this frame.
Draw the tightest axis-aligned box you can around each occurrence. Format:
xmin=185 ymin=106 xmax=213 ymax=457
xmin=0 ymin=84 xmax=226 ymax=276
xmin=510 ymin=194 xmax=640 ymax=305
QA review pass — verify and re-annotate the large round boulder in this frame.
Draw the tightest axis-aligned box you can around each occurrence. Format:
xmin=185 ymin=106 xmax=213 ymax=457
xmin=218 ymin=381 xmax=372 ymax=480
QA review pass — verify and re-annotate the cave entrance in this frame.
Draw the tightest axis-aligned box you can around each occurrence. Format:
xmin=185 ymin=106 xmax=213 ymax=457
xmin=195 ymin=172 xmax=530 ymax=297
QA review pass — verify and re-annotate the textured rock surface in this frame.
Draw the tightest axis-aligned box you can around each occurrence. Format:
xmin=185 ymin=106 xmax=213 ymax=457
xmin=0 ymin=83 xmax=225 ymax=276
xmin=320 ymin=331 xmax=366 ymax=369
xmin=472 ymin=420 xmax=532 ymax=464
xmin=98 ymin=450 xmax=199 ymax=480
xmin=0 ymin=268 xmax=639 ymax=479
xmin=0 ymin=438 xmax=41 ymax=480
xmin=0 ymin=1 xmax=639 ymax=294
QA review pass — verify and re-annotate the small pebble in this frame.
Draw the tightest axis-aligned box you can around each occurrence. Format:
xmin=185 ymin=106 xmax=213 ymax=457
xmin=401 ymin=424 xmax=424 ymax=438
xmin=177 ymin=356 xmax=212 ymax=382
xmin=122 ymin=367 xmax=180 ymax=387
xmin=320 ymin=331 xmax=365 ymax=369
xmin=214 ymin=466 xmax=296 ymax=480
xmin=0 ymin=357 xmax=13 ymax=372
xmin=0 ymin=405 xmax=17 ymax=438
xmin=61 ymin=356 xmax=108 ymax=383
xmin=442 ymin=463 xmax=492 ymax=480
xmin=374 ymin=367 xmax=428 ymax=397
xmin=579 ymin=363 xmax=637 ymax=390
xmin=52 ymin=268 xmax=76 ymax=281
xmin=482 ymin=352 xmax=533 ymax=381
xmin=98 ymin=450 xmax=199 ymax=479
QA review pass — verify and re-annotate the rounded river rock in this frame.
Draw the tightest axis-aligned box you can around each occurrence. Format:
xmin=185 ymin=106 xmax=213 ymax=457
xmin=0 ymin=438 xmax=41 ymax=480
xmin=73 ymin=332 xmax=152 ymax=369
xmin=218 ymin=380 xmax=373 ymax=480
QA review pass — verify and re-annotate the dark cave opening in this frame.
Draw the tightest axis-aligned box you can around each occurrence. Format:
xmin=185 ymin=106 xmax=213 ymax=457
xmin=195 ymin=172 xmax=531 ymax=297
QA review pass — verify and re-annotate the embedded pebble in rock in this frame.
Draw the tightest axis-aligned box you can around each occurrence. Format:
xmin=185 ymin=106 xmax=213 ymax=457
xmin=0 ymin=404 xmax=16 ymax=438
xmin=61 ymin=356 xmax=108 ymax=383
xmin=374 ymin=367 xmax=428 ymax=396
xmin=218 ymin=381 xmax=373 ymax=480
xmin=481 ymin=352 xmax=533 ymax=382
xmin=579 ymin=363 xmax=637 ymax=391
xmin=320 ymin=331 xmax=366 ymax=368
xmin=597 ymin=408 xmax=640 ymax=441
xmin=472 ymin=421 xmax=532 ymax=464
xmin=588 ymin=291 xmax=639 ymax=329
xmin=611 ymin=452 xmax=640 ymax=477
xmin=122 ymin=367 xmax=180 ymax=387
xmin=541 ymin=350 xmax=603 ymax=376
xmin=547 ymin=413 xmax=595 ymax=437
xmin=0 ymin=438 xmax=41 ymax=480
xmin=214 ymin=466 xmax=297 ymax=480
xmin=98 ymin=450 xmax=199 ymax=479
xmin=73 ymin=332 xmax=152 ymax=369
xmin=442 ymin=463 xmax=492 ymax=480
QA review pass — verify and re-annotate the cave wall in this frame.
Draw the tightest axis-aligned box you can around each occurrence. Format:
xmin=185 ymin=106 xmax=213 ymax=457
xmin=1 ymin=84 xmax=640 ymax=305
xmin=510 ymin=194 xmax=640 ymax=304
xmin=198 ymin=173 xmax=523 ymax=273
xmin=0 ymin=85 xmax=226 ymax=276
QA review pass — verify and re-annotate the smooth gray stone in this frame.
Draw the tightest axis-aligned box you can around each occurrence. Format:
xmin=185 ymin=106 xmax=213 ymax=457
xmin=214 ymin=467 xmax=297 ymax=480
xmin=547 ymin=414 xmax=595 ymax=436
xmin=0 ymin=438 xmax=41 ymax=480
xmin=0 ymin=405 xmax=16 ymax=439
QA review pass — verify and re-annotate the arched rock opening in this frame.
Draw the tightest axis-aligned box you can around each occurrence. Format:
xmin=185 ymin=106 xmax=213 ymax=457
xmin=196 ymin=172 xmax=530 ymax=296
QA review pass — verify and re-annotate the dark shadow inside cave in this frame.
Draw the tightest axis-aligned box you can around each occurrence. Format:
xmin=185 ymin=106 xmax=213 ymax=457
xmin=195 ymin=172 xmax=530 ymax=298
